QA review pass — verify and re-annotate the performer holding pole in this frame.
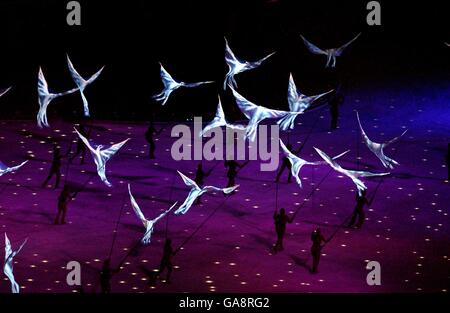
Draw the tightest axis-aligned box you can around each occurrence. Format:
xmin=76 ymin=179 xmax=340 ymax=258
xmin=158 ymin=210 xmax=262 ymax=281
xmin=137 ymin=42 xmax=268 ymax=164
xmin=157 ymin=238 xmax=174 ymax=283
xmin=145 ymin=120 xmax=164 ymax=159
xmin=329 ymin=87 xmax=344 ymax=131
xmin=69 ymin=124 xmax=91 ymax=165
xmin=42 ymin=143 xmax=63 ymax=189
xmin=54 ymin=184 xmax=76 ymax=225
xmin=194 ymin=162 xmax=216 ymax=204
xmin=310 ymin=227 xmax=330 ymax=274
xmin=275 ymin=143 xmax=302 ymax=183
xmin=347 ymin=189 xmax=371 ymax=229
xmin=273 ymin=208 xmax=296 ymax=253
xmin=225 ymin=159 xmax=249 ymax=188
xmin=99 ymin=258 xmax=120 ymax=293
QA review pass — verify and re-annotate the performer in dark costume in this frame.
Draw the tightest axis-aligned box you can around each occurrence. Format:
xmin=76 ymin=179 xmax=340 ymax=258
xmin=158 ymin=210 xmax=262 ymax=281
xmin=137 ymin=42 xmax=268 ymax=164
xmin=42 ymin=144 xmax=63 ymax=189
xmin=54 ymin=184 xmax=76 ymax=225
xmin=310 ymin=227 xmax=329 ymax=274
xmin=224 ymin=160 xmax=248 ymax=188
xmin=194 ymin=163 xmax=214 ymax=204
xmin=347 ymin=190 xmax=370 ymax=229
xmin=145 ymin=120 xmax=164 ymax=159
xmin=275 ymin=143 xmax=303 ymax=183
xmin=69 ymin=124 xmax=91 ymax=164
xmin=273 ymin=208 xmax=296 ymax=253
xmin=158 ymin=238 xmax=174 ymax=283
xmin=329 ymin=90 xmax=344 ymax=131
xmin=99 ymin=258 xmax=119 ymax=293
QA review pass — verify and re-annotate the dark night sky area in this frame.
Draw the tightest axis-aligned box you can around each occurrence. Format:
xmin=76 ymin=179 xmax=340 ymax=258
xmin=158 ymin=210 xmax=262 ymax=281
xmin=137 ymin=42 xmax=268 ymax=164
xmin=0 ymin=0 xmax=448 ymax=121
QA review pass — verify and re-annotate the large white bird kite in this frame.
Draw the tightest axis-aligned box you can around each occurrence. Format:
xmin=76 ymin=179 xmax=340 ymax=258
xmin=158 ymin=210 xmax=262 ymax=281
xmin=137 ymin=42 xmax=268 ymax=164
xmin=356 ymin=112 xmax=407 ymax=169
xmin=174 ymin=171 xmax=239 ymax=215
xmin=279 ymin=139 xmax=349 ymax=188
xmin=314 ymin=147 xmax=389 ymax=196
xmin=67 ymin=55 xmax=104 ymax=117
xmin=230 ymin=85 xmax=301 ymax=141
xmin=4 ymin=233 xmax=27 ymax=293
xmin=74 ymin=128 xmax=130 ymax=187
xmin=300 ymin=33 xmax=361 ymax=68
xmin=128 ymin=184 xmax=177 ymax=245
xmin=153 ymin=63 xmax=213 ymax=106
xmin=278 ymin=73 xmax=333 ymax=131
xmin=37 ymin=67 xmax=79 ymax=128
xmin=223 ymin=37 xmax=275 ymax=90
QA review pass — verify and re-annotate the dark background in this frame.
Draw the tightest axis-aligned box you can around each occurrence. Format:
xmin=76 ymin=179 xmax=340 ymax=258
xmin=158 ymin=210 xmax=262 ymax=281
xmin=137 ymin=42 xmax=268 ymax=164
xmin=0 ymin=0 xmax=448 ymax=122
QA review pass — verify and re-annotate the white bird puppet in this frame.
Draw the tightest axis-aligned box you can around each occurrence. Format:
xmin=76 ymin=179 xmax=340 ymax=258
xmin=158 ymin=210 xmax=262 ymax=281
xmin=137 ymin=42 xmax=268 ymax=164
xmin=67 ymin=55 xmax=105 ymax=117
xmin=74 ymin=127 xmax=130 ymax=187
xmin=314 ymin=147 xmax=389 ymax=196
xmin=279 ymin=139 xmax=349 ymax=188
xmin=0 ymin=160 xmax=28 ymax=177
xmin=199 ymin=96 xmax=246 ymax=137
xmin=128 ymin=184 xmax=177 ymax=245
xmin=153 ymin=63 xmax=214 ymax=106
xmin=356 ymin=112 xmax=407 ymax=169
xmin=4 ymin=233 xmax=27 ymax=294
xmin=37 ymin=67 xmax=79 ymax=128
xmin=300 ymin=33 xmax=361 ymax=68
xmin=230 ymin=85 xmax=301 ymax=141
xmin=174 ymin=171 xmax=239 ymax=215
xmin=223 ymin=37 xmax=275 ymax=90
xmin=278 ymin=73 xmax=333 ymax=130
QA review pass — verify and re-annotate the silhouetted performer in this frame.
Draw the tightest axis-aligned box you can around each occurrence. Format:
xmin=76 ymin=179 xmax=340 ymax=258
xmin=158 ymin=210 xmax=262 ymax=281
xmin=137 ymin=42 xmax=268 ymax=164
xmin=42 ymin=144 xmax=63 ymax=189
xmin=225 ymin=160 xmax=248 ymax=188
xmin=273 ymin=208 xmax=296 ymax=253
xmin=145 ymin=121 xmax=164 ymax=159
xmin=446 ymin=143 xmax=450 ymax=180
xmin=329 ymin=90 xmax=344 ymax=130
xmin=69 ymin=124 xmax=91 ymax=164
xmin=347 ymin=190 xmax=370 ymax=229
xmin=158 ymin=238 xmax=174 ymax=283
xmin=194 ymin=163 xmax=214 ymax=204
xmin=100 ymin=258 xmax=119 ymax=294
xmin=54 ymin=184 xmax=75 ymax=225
xmin=275 ymin=143 xmax=302 ymax=183
xmin=311 ymin=227 xmax=329 ymax=274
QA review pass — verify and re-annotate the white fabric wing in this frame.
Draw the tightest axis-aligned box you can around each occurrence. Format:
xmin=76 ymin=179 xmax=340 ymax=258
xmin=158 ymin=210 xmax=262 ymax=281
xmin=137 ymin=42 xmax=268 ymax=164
xmin=4 ymin=234 xmax=27 ymax=293
xmin=174 ymin=188 xmax=202 ymax=215
xmin=0 ymin=87 xmax=11 ymax=98
xmin=0 ymin=161 xmax=28 ymax=177
xmin=184 ymin=81 xmax=214 ymax=88
xmin=200 ymin=97 xmax=227 ymax=137
xmin=67 ymin=55 xmax=104 ymax=116
xmin=335 ymin=33 xmax=361 ymax=56
xmin=177 ymin=171 xmax=200 ymax=190
xmin=37 ymin=68 xmax=78 ymax=128
xmin=300 ymin=35 xmax=327 ymax=55
xmin=357 ymin=112 xmax=407 ymax=169
xmin=99 ymin=138 xmax=130 ymax=163
xmin=159 ymin=63 xmax=177 ymax=88
xmin=128 ymin=184 xmax=148 ymax=227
